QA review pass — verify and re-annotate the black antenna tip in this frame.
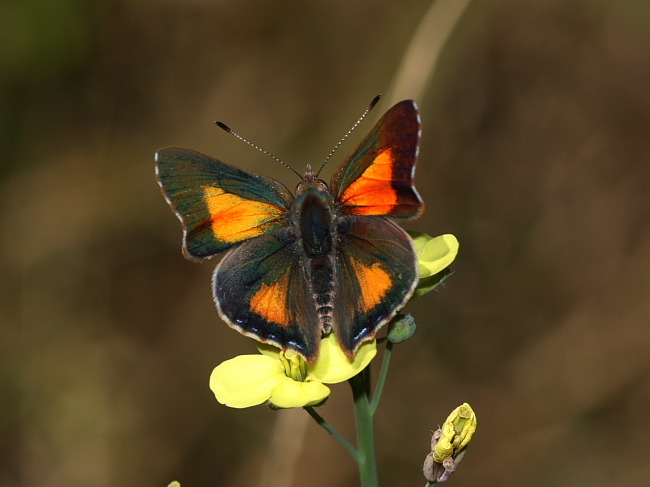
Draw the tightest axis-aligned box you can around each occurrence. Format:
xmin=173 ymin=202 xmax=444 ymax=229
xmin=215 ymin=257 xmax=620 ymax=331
xmin=215 ymin=121 xmax=232 ymax=133
xmin=369 ymin=94 xmax=382 ymax=110
xmin=212 ymin=118 xmax=303 ymax=179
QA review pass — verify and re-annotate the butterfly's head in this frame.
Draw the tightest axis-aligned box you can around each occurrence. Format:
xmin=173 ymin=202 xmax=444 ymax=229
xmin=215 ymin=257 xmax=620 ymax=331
xmin=296 ymin=164 xmax=329 ymax=195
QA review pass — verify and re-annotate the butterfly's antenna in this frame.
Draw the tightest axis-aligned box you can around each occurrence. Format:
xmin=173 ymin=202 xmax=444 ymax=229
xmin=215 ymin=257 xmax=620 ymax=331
xmin=215 ymin=121 xmax=302 ymax=179
xmin=315 ymin=94 xmax=382 ymax=177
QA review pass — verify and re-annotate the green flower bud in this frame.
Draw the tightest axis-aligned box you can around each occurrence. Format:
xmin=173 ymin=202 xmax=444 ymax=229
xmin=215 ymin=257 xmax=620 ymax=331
xmin=386 ymin=313 xmax=417 ymax=344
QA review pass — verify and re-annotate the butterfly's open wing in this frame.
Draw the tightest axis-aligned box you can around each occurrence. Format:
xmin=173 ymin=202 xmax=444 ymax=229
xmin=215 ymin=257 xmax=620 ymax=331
xmin=330 ymin=100 xmax=424 ymax=218
xmin=333 ymin=215 xmax=419 ymax=356
xmin=155 ymin=147 xmax=294 ymax=261
xmin=213 ymin=230 xmax=322 ymax=362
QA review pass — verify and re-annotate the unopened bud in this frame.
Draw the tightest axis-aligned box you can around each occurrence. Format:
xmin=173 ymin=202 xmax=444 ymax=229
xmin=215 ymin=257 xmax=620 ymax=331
xmin=433 ymin=403 xmax=476 ymax=463
xmin=423 ymin=403 xmax=477 ymax=483
xmin=386 ymin=313 xmax=417 ymax=344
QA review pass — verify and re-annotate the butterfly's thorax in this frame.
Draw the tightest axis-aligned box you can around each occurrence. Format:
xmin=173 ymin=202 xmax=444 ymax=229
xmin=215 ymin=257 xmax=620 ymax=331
xmin=293 ymin=173 xmax=338 ymax=332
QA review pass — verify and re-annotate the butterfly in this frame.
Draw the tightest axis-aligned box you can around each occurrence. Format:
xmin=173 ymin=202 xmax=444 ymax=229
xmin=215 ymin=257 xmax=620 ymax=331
xmin=155 ymin=99 xmax=424 ymax=363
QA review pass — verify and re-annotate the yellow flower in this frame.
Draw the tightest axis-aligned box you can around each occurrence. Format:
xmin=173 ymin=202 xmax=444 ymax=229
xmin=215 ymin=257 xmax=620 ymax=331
xmin=407 ymin=232 xmax=459 ymax=301
xmin=210 ymin=334 xmax=377 ymax=409
xmin=409 ymin=232 xmax=459 ymax=278
xmin=433 ymin=402 xmax=477 ymax=462
xmin=424 ymin=403 xmax=477 ymax=483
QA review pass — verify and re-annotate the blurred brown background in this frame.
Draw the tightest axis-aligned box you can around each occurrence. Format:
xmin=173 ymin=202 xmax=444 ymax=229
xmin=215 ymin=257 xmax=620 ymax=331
xmin=2 ymin=0 xmax=650 ymax=486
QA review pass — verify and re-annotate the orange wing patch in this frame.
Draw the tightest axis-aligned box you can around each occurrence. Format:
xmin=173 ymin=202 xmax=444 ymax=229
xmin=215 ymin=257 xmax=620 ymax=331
xmin=350 ymin=257 xmax=392 ymax=312
xmin=339 ymin=149 xmax=398 ymax=215
xmin=250 ymin=273 xmax=291 ymax=326
xmin=203 ymin=186 xmax=285 ymax=243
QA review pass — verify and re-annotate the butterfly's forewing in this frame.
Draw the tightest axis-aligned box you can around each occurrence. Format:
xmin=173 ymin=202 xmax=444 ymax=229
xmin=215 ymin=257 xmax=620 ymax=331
xmin=213 ymin=231 xmax=322 ymax=361
xmin=333 ymin=215 xmax=419 ymax=356
xmin=155 ymin=147 xmax=293 ymax=261
xmin=330 ymin=100 xmax=424 ymax=219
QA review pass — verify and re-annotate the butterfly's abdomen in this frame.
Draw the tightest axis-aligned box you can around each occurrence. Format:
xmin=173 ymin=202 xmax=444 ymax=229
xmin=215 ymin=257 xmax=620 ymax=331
xmin=295 ymin=186 xmax=336 ymax=333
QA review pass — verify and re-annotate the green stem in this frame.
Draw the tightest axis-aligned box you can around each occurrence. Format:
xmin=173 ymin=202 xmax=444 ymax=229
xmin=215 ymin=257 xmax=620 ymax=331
xmin=370 ymin=340 xmax=393 ymax=414
xmin=303 ymin=407 xmax=361 ymax=462
xmin=349 ymin=366 xmax=378 ymax=487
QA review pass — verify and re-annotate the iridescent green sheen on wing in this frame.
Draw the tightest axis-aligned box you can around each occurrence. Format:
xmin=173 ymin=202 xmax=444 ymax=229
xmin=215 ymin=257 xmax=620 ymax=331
xmin=155 ymin=147 xmax=293 ymax=260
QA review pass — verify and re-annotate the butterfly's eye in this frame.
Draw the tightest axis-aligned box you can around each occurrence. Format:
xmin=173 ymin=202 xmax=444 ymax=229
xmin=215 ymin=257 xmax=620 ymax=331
xmin=313 ymin=178 xmax=329 ymax=191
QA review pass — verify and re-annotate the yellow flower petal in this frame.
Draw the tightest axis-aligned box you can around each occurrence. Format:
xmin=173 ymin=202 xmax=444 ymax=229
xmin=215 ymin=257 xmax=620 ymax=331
xmin=256 ymin=341 xmax=282 ymax=358
xmin=433 ymin=402 xmax=477 ymax=462
xmin=410 ymin=233 xmax=459 ymax=278
xmin=451 ymin=402 xmax=477 ymax=451
xmin=210 ymin=355 xmax=285 ymax=408
xmin=433 ymin=422 xmax=456 ymax=463
xmin=307 ymin=334 xmax=377 ymax=384
xmin=269 ymin=376 xmax=330 ymax=408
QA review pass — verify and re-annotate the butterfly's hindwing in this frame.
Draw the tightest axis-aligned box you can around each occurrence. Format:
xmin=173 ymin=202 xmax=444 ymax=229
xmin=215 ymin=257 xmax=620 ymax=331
xmin=333 ymin=215 xmax=419 ymax=356
xmin=213 ymin=229 xmax=322 ymax=361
